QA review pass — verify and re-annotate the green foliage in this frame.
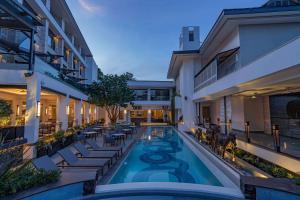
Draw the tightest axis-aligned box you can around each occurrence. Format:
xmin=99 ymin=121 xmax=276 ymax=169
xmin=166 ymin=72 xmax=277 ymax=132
xmin=296 ymin=179 xmax=300 ymax=186
xmin=235 ymin=148 xmax=300 ymax=179
xmin=0 ymin=162 xmax=60 ymax=197
xmin=87 ymin=72 xmax=134 ymax=124
xmin=0 ymin=100 xmax=12 ymax=117
xmin=0 ymin=116 xmax=11 ymax=127
xmin=53 ymin=131 xmax=65 ymax=141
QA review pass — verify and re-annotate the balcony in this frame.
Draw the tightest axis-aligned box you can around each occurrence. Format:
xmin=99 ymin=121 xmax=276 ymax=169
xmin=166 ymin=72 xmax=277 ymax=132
xmin=194 ymin=48 xmax=240 ymax=91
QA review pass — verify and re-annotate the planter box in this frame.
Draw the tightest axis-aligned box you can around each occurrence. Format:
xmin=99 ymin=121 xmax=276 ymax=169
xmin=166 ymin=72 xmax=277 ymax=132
xmin=226 ymin=152 xmax=272 ymax=178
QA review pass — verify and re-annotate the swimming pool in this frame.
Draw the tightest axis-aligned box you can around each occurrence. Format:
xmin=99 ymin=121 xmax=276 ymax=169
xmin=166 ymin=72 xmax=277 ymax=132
xmin=109 ymin=126 xmax=222 ymax=186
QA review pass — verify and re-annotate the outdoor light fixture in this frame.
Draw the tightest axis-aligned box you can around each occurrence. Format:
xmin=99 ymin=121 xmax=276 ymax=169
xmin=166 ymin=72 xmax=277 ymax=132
xmin=272 ymin=124 xmax=280 ymax=152
xmin=45 ymin=107 xmax=48 ymax=115
xmin=251 ymin=93 xmax=257 ymax=99
xmin=66 ymin=105 xmax=70 ymax=115
xmin=245 ymin=121 xmax=250 ymax=143
xmin=80 ymin=107 xmax=83 ymax=115
xmin=16 ymin=105 xmax=20 ymax=116
xmin=148 ymin=109 xmax=151 ymax=114
xmin=37 ymin=101 xmax=41 ymax=117
xmin=124 ymin=110 xmax=127 ymax=114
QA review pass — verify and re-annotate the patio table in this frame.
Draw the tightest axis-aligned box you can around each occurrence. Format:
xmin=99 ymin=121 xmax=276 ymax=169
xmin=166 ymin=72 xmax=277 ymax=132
xmin=93 ymin=128 xmax=103 ymax=136
xmin=111 ymin=133 xmax=126 ymax=145
xmin=122 ymin=128 xmax=133 ymax=138
xmin=84 ymin=131 xmax=97 ymax=140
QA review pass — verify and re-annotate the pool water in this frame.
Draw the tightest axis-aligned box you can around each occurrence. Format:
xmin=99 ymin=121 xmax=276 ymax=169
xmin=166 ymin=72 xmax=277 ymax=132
xmin=109 ymin=127 xmax=222 ymax=186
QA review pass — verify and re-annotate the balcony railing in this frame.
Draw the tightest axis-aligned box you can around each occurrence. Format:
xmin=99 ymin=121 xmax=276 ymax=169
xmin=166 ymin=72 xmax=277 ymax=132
xmin=194 ymin=48 xmax=240 ymax=91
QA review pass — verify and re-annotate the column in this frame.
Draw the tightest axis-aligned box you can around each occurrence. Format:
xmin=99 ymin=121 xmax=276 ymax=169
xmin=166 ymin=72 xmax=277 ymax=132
xmin=147 ymin=89 xmax=151 ymax=101
xmin=85 ymin=103 xmax=90 ymax=124
xmin=74 ymin=100 xmax=82 ymax=126
xmin=24 ymin=74 xmax=41 ymax=143
xmin=123 ymin=109 xmax=128 ymax=122
xmin=24 ymin=74 xmax=41 ymax=159
xmin=147 ymin=109 xmax=151 ymax=123
xmin=56 ymin=95 xmax=69 ymax=131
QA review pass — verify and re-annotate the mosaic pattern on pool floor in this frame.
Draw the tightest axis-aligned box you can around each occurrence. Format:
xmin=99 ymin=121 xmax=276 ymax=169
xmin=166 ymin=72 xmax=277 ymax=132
xmin=110 ymin=127 xmax=222 ymax=186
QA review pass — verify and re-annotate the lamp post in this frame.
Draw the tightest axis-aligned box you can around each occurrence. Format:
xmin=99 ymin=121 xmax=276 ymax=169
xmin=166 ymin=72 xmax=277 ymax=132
xmin=245 ymin=121 xmax=250 ymax=143
xmin=272 ymin=124 xmax=280 ymax=152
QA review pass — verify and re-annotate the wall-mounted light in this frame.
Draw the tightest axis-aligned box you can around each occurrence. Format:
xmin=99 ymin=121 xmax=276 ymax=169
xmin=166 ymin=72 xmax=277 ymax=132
xmin=124 ymin=110 xmax=127 ymax=114
xmin=37 ymin=101 xmax=41 ymax=117
xmin=251 ymin=93 xmax=257 ymax=99
xmin=16 ymin=105 xmax=20 ymax=116
xmin=89 ymin=107 xmax=91 ymax=115
xmin=148 ymin=109 xmax=151 ymax=114
xmin=66 ymin=105 xmax=70 ymax=115
xmin=80 ymin=107 xmax=83 ymax=115
xmin=45 ymin=107 xmax=48 ymax=115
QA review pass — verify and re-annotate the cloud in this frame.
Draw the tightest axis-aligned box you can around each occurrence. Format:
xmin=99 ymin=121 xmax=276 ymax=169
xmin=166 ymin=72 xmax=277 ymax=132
xmin=78 ymin=0 xmax=103 ymax=14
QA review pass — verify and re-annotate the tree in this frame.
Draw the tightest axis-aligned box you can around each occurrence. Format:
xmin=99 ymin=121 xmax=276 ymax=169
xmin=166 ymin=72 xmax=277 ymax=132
xmin=87 ymin=72 xmax=134 ymax=124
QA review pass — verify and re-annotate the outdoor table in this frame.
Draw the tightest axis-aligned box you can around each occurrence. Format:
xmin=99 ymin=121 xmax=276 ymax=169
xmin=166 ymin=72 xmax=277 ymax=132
xmin=111 ymin=133 xmax=126 ymax=145
xmin=129 ymin=125 xmax=137 ymax=134
xmin=122 ymin=128 xmax=133 ymax=138
xmin=93 ymin=128 xmax=103 ymax=136
xmin=84 ymin=131 xmax=97 ymax=140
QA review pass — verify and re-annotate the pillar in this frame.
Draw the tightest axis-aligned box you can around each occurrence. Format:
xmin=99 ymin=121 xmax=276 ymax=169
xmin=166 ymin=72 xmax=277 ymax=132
xmin=24 ymin=74 xmax=41 ymax=143
xmin=74 ymin=100 xmax=82 ymax=126
xmin=56 ymin=95 xmax=69 ymax=131
xmin=85 ymin=103 xmax=90 ymax=124
xmin=147 ymin=109 xmax=151 ymax=123
xmin=24 ymin=74 xmax=41 ymax=159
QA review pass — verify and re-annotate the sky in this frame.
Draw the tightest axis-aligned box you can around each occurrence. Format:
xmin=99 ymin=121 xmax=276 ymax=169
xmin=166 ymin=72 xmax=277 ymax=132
xmin=67 ymin=0 xmax=266 ymax=81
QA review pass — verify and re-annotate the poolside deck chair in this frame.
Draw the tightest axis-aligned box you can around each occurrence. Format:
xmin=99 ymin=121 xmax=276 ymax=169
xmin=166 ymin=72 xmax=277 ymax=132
xmin=14 ymin=156 xmax=98 ymax=199
xmin=73 ymin=143 xmax=118 ymax=165
xmin=57 ymin=148 xmax=110 ymax=175
xmin=86 ymin=139 xmax=123 ymax=156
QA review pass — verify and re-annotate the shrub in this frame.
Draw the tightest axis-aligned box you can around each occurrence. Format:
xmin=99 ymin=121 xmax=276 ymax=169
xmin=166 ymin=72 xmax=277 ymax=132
xmin=0 ymin=162 xmax=60 ymax=197
xmin=53 ymin=131 xmax=65 ymax=141
xmin=235 ymin=148 xmax=299 ymax=179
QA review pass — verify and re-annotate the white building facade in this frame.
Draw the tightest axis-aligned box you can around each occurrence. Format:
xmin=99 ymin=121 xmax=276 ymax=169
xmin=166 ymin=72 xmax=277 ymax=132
xmin=168 ymin=1 xmax=300 ymax=139
xmin=120 ymin=81 xmax=175 ymax=125
xmin=0 ymin=0 xmax=102 ymax=156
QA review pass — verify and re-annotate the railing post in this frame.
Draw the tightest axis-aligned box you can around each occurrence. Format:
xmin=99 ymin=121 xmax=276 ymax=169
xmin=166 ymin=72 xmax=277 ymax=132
xmin=245 ymin=121 xmax=250 ymax=143
xmin=272 ymin=124 xmax=280 ymax=153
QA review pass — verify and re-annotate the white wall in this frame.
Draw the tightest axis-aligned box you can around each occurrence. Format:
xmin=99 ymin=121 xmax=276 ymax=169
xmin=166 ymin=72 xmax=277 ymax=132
xmin=231 ymin=96 xmax=245 ymax=131
xmin=178 ymin=58 xmax=195 ymax=131
xmin=244 ymin=97 xmax=265 ymax=132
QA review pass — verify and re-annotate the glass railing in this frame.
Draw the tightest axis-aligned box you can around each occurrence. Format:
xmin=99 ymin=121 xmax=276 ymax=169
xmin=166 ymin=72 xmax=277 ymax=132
xmin=194 ymin=50 xmax=240 ymax=91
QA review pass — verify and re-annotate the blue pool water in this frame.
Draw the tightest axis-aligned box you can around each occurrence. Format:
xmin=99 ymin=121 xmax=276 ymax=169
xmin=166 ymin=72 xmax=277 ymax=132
xmin=110 ymin=127 xmax=222 ymax=186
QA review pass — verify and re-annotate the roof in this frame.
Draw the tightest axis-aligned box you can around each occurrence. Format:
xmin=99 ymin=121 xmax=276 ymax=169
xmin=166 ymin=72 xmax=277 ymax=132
xmin=128 ymin=80 xmax=175 ymax=89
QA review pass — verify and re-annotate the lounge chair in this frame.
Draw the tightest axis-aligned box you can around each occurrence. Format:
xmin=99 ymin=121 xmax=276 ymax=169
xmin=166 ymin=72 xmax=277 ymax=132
xmin=57 ymin=148 xmax=110 ymax=175
xmin=15 ymin=156 xmax=99 ymax=198
xmin=86 ymin=139 xmax=123 ymax=156
xmin=73 ymin=142 xmax=118 ymax=165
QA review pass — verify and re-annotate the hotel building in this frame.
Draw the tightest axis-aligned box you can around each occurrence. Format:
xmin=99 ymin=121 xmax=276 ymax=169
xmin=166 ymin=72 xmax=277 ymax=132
xmin=120 ymin=80 xmax=175 ymax=125
xmin=168 ymin=0 xmax=300 ymax=171
xmin=0 ymin=0 xmax=102 ymax=157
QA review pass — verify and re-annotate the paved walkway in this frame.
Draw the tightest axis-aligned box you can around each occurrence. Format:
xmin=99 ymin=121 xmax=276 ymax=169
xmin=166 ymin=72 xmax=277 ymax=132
xmin=235 ymin=131 xmax=300 ymax=159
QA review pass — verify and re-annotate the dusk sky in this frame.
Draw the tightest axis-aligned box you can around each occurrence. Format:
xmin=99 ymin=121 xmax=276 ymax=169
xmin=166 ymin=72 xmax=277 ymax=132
xmin=67 ymin=0 xmax=266 ymax=80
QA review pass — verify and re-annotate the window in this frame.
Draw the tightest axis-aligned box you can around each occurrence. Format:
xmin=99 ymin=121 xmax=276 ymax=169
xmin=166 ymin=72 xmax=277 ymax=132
xmin=134 ymin=90 xmax=148 ymax=101
xmin=47 ymin=30 xmax=56 ymax=50
xmin=189 ymin=31 xmax=194 ymax=42
xmin=150 ymin=89 xmax=170 ymax=101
